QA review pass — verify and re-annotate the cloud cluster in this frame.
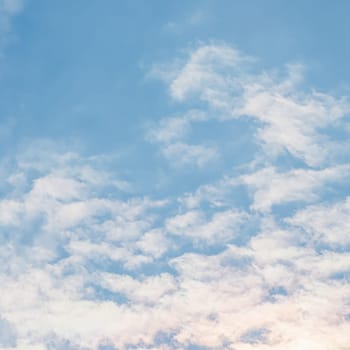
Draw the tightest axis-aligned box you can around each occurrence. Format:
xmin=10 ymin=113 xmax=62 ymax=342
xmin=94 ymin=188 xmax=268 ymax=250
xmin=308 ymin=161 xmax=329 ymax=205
xmin=151 ymin=44 xmax=350 ymax=167
xmin=1 ymin=42 xmax=350 ymax=350
xmin=146 ymin=110 xmax=218 ymax=168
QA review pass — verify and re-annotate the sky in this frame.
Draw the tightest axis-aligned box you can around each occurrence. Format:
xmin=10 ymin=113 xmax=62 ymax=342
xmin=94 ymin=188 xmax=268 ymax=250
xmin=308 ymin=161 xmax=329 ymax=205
xmin=1 ymin=1 xmax=350 ymax=349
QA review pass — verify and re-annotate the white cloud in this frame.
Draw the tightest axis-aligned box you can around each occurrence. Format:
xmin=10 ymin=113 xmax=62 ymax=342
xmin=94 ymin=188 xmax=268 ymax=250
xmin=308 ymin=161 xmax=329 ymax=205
xmin=147 ymin=115 xmax=190 ymax=143
xmin=146 ymin=110 xmax=208 ymax=144
xmin=2 ymin=195 xmax=350 ymax=349
xmin=168 ymin=44 xmax=249 ymax=103
xmin=236 ymin=76 xmax=348 ymax=166
xmin=153 ymin=44 xmax=349 ymax=167
xmin=146 ymin=110 xmax=214 ymax=168
xmin=135 ymin=229 xmax=170 ymax=259
xmin=239 ymin=165 xmax=350 ymax=212
xmin=287 ymin=197 xmax=350 ymax=247
xmin=166 ymin=208 xmax=247 ymax=245
xmin=162 ymin=142 xmax=218 ymax=168
xmin=1 ymin=42 xmax=350 ymax=349
xmin=97 ymin=272 xmax=177 ymax=304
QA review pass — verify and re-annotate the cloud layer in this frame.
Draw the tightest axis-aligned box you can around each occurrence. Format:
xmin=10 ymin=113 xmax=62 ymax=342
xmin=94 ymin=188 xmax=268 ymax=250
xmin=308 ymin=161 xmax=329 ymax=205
xmin=1 ymin=43 xmax=350 ymax=349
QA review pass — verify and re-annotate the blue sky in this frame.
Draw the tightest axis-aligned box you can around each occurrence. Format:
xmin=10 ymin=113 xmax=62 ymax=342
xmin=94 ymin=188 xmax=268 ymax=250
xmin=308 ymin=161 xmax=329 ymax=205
xmin=1 ymin=1 xmax=350 ymax=349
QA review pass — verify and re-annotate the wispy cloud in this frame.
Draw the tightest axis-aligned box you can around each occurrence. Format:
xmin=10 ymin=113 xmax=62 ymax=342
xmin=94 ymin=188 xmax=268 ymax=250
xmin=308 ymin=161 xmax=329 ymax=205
xmin=146 ymin=110 xmax=217 ymax=168
xmin=239 ymin=165 xmax=350 ymax=212
xmin=162 ymin=142 xmax=218 ymax=168
xmin=152 ymin=43 xmax=350 ymax=167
